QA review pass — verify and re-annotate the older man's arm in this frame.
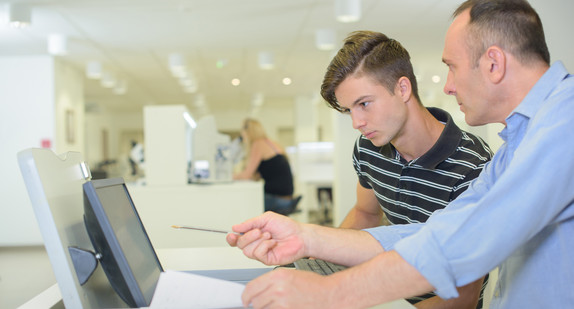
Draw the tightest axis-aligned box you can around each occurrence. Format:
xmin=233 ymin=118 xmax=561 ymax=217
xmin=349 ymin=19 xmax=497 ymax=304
xmin=413 ymin=277 xmax=484 ymax=309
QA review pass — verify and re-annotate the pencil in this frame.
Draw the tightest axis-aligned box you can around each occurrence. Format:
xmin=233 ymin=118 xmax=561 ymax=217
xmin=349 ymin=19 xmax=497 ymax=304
xmin=170 ymin=225 xmax=234 ymax=234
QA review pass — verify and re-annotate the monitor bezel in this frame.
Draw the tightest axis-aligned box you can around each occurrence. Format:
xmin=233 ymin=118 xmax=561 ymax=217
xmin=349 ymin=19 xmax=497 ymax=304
xmin=82 ymin=177 xmax=163 ymax=308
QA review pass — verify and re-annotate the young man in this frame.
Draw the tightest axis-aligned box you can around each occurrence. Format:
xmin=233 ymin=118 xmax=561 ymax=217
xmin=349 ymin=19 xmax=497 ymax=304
xmin=227 ymin=0 xmax=574 ymax=308
xmin=327 ymin=31 xmax=492 ymax=228
xmin=322 ymin=31 xmax=492 ymax=308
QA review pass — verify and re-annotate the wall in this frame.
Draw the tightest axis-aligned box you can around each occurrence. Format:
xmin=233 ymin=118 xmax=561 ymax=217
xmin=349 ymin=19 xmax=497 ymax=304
xmin=85 ymin=110 xmax=143 ymax=178
xmin=215 ymin=105 xmax=295 ymax=142
xmin=0 ymin=56 xmax=83 ymax=246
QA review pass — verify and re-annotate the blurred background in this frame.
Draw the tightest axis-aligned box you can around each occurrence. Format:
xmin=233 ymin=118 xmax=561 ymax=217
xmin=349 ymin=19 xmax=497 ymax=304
xmin=1 ymin=0 xmax=573 ymax=307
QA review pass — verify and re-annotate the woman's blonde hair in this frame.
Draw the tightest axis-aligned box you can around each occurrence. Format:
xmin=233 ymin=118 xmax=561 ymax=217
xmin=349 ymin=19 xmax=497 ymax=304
xmin=242 ymin=118 xmax=267 ymax=144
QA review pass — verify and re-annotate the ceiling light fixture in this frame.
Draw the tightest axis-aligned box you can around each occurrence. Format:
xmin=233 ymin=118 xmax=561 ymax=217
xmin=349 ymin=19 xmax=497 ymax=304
xmin=282 ymin=77 xmax=292 ymax=86
xmin=258 ymin=51 xmax=274 ymax=70
xmin=193 ymin=94 xmax=209 ymax=115
xmin=168 ymin=53 xmax=187 ymax=78
xmin=252 ymin=93 xmax=264 ymax=107
xmin=47 ymin=34 xmax=68 ymax=56
xmin=113 ymin=80 xmax=128 ymax=95
xmin=101 ymin=72 xmax=117 ymax=88
xmin=315 ymin=29 xmax=336 ymax=51
xmin=335 ymin=0 xmax=361 ymax=23
xmin=181 ymin=78 xmax=198 ymax=93
xmin=6 ymin=3 xmax=31 ymax=28
xmin=86 ymin=61 xmax=103 ymax=79
xmin=183 ymin=84 xmax=198 ymax=93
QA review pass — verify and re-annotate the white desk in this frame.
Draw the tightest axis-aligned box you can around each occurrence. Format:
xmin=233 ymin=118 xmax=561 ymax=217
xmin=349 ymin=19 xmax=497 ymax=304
xmin=21 ymin=247 xmax=413 ymax=309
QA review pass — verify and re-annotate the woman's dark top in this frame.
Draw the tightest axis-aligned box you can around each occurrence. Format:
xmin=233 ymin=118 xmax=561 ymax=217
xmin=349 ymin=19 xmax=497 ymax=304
xmin=257 ymin=154 xmax=294 ymax=196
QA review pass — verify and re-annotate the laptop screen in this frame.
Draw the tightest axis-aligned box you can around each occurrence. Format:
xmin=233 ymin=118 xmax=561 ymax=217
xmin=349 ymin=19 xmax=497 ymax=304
xmin=83 ymin=178 xmax=163 ymax=307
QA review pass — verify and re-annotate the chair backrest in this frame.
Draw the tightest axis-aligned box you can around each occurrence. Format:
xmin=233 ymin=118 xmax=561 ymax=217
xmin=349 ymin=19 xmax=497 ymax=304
xmin=17 ymin=148 xmax=125 ymax=308
xmin=288 ymin=195 xmax=303 ymax=214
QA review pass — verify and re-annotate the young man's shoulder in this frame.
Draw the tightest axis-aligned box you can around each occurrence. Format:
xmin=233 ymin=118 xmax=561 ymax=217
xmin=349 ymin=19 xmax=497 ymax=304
xmin=456 ymin=130 xmax=494 ymax=161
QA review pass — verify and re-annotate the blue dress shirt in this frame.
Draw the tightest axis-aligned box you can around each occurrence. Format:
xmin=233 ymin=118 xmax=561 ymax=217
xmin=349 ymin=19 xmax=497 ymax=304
xmin=366 ymin=61 xmax=574 ymax=308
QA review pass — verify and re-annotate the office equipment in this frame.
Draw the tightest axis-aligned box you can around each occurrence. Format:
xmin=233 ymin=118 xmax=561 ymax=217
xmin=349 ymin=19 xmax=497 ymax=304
xmin=83 ymin=178 xmax=163 ymax=307
xmin=18 ymin=148 xmax=127 ymax=308
xmin=82 ymin=177 xmax=267 ymax=307
xmin=190 ymin=115 xmax=232 ymax=183
xmin=144 ymin=105 xmax=232 ymax=186
xmin=17 ymin=148 xmax=269 ymax=309
xmin=293 ymin=258 xmax=347 ymax=276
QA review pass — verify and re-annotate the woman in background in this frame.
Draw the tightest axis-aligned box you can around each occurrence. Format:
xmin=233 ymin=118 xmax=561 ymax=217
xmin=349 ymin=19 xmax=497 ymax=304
xmin=234 ymin=118 xmax=295 ymax=215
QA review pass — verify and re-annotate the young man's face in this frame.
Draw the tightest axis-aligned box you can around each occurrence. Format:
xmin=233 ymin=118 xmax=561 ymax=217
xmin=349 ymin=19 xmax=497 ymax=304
xmin=442 ymin=10 xmax=492 ymax=126
xmin=334 ymin=74 xmax=408 ymax=147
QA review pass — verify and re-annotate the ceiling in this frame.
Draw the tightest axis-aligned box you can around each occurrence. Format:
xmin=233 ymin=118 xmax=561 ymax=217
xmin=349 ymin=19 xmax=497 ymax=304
xmin=1 ymin=0 xmax=573 ymax=117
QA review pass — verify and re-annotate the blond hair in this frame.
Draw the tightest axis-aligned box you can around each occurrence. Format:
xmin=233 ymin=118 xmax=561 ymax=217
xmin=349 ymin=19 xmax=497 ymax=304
xmin=242 ymin=118 xmax=267 ymax=145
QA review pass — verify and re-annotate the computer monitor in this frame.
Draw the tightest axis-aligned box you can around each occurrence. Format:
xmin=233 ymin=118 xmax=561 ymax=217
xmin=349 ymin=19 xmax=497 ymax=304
xmin=83 ymin=177 xmax=163 ymax=307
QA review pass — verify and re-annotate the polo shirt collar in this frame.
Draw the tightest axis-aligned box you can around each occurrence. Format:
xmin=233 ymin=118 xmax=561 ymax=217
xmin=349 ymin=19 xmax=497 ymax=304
xmin=379 ymin=107 xmax=462 ymax=169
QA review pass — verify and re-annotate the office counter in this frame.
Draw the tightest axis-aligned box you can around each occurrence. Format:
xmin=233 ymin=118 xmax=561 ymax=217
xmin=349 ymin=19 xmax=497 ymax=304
xmin=128 ymin=181 xmax=264 ymax=249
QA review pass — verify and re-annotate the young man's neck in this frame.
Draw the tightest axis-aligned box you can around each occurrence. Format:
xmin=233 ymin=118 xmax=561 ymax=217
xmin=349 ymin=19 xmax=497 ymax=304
xmin=392 ymin=103 xmax=445 ymax=162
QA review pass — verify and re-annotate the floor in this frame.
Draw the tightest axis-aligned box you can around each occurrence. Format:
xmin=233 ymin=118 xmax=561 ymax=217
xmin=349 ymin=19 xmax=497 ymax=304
xmin=0 ymin=246 xmax=57 ymax=309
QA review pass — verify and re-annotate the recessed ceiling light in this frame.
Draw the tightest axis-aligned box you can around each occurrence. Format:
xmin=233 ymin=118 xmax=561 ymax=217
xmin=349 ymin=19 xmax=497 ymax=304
xmin=335 ymin=0 xmax=361 ymax=23
xmin=6 ymin=3 xmax=31 ymax=28
xmin=258 ymin=51 xmax=274 ymax=70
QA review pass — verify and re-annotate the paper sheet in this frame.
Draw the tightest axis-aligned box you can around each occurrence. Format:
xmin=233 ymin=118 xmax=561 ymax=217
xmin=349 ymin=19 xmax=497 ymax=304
xmin=149 ymin=270 xmax=247 ymax=309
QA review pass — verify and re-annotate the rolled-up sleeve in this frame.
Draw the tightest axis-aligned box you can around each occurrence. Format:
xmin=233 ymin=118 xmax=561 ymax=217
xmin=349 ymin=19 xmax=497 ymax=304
xmin=365 ymin=223 xmax=424 ymax=251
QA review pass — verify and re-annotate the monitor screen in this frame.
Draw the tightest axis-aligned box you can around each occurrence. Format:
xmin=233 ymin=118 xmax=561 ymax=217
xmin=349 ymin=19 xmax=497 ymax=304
xmin=83 ymin=178 xmax=163 ymax=307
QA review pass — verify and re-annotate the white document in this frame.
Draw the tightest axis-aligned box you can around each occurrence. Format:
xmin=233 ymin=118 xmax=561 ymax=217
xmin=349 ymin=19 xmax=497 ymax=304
xmin=150 ymin=270 xmax=247 ymax=309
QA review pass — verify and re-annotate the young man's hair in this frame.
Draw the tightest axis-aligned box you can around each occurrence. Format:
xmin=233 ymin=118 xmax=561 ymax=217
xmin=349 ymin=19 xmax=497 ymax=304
xmin=320 ymin=31 xmax=421 ymax=112
xmin=454 ymin=0 xmax=550 ymax=67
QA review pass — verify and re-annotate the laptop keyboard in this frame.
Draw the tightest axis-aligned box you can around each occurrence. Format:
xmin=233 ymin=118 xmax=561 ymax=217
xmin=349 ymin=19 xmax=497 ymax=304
xmin=293 ymin=258 xmax=347 ymax=276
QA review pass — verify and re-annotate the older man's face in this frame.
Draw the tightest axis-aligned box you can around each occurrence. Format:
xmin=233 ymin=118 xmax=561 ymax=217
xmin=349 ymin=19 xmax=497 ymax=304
xmin=442 ymin=9 xmax=496 ymax=126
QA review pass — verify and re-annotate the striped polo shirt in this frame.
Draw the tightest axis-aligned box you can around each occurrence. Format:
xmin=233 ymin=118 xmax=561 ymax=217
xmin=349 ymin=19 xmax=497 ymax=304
xmin=353 ymin=107 xmax=493 ymax=225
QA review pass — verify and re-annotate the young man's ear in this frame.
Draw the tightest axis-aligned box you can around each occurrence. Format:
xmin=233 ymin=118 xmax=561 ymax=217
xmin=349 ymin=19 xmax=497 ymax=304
xmin=396 ymin=76 xmax=412 ymax=102
xmin=484 ymin=45 xmax=506 ymax=84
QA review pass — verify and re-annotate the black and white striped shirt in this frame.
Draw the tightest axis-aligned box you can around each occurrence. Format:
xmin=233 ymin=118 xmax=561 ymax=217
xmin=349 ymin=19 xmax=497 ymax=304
xmin=353 ymin=108 xmax=493 ymax=307
xmin=353 ymin=107 xmax=493 ymax=225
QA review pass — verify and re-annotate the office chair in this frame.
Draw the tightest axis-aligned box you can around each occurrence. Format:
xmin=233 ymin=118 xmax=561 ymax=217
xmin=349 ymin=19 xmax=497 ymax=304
xmin=286 ymin=195 xmax=303 ymax=215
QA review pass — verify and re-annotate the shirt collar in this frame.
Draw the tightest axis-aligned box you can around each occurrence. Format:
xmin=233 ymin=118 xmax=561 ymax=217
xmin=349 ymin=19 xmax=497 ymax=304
xmin=509 ymin=61 xmax=569 ymax=121
xmin=379 ymin=107 xmax=462 ymax=169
